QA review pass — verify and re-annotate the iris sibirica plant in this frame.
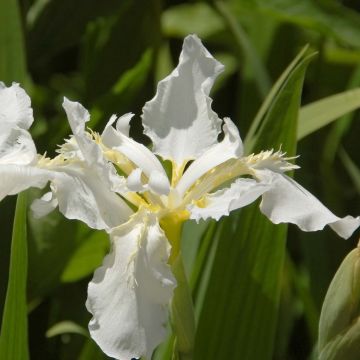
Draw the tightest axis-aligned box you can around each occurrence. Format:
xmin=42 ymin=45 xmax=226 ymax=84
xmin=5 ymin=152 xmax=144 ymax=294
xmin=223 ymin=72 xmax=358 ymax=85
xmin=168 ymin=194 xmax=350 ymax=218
xmin=1 ymin=35 xmax=359 ymax=359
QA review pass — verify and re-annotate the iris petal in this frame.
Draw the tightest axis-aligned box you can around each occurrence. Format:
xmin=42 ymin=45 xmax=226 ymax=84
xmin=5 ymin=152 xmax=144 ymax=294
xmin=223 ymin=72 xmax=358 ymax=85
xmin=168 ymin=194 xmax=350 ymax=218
xmin=86 ymin=210 xmax=176 ymax=360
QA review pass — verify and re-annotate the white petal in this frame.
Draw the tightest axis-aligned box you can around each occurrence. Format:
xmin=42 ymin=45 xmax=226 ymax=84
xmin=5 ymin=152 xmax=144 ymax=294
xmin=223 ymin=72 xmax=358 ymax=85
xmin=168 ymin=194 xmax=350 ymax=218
xmin=116 ymin=113 xmax=132 ymax=136
xmin=0 ymin=82 xmax=33 ymax=130
xmin=189 ymin=178 xmax=269 ymax=222
xmin=127 ymin=168 xmax=144 ymax=192
xmin=176 ymin=118 xmax=243 ymax=197
xmin=0 ymin=124 xmax=37 ymax=165
xmin=0 ymin=164 xmax=51 ymax=201
xmin=142 ymin=34 xmax=224 ymax=165
xmin=62 ymin=99 xmax=127 ymax=194
xmin=148 ymin=170 xmax=171 ymax=196
xmin=62 ymin=97 xmax=89 ymax=135
xmin=31 ymin=191 xmax=58 ymax=218
xmin=102 ymin=115 xmax=169 ymax=183
xmin=259 ymin=171 xmax=360 ymax=239
xmin=51 ymin=163 xmax=132 ymax=231
xmin=86 ymin=210 xmax=176 ymax=360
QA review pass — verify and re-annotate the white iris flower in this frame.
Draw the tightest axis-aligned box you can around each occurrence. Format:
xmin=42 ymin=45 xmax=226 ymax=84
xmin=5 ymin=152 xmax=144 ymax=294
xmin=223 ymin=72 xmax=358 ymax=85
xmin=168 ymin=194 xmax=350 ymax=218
xmin=0 ymin=35 xmax=359 ymax=359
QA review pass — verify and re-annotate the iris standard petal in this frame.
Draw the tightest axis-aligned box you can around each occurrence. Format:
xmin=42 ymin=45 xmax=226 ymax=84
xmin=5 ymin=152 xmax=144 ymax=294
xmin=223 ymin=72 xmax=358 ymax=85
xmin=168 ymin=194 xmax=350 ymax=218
xmin=188 ymin=178 xmax=269 ymax=222
xmin=102 ymin=115 xmax=170 ymax=190
xmin=176 ymin=118 xmax=243 ymax=197
xmin=62 ymin=97 xmax=89 ymax=135
xmin=259 ymin=171 xmax=360 ymax=239
xmin=0 ymin=82 xmax=33 ymax=130
xmin=86 ymin=210 xmax=176 ymax=360
xmin=142 ymin=34 xmax=224 ymax=165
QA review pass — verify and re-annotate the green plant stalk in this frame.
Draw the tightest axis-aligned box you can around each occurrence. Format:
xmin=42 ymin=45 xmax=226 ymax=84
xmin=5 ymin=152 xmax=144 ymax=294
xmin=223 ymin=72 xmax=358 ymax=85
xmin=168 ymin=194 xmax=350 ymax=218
xmin=162 ymin=217 xmax=196 ymax=360
xmin=171 ymin=254 xmax=196 ymax=360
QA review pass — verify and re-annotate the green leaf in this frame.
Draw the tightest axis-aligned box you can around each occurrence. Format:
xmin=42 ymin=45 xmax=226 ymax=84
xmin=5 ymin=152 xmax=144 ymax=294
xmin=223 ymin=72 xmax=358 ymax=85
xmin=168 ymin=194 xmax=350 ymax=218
xmin=78 ymin=339 xmax=108 ymax=360
xmin=28 ymin=206 xmax=81 ymax=298
xmin=318 ymin=245 xmax=360 ymax=360
xmin=298 ymin=88 xmax=360 ymax=140
xmin=46 ymin=320 xmax=89 ymax=338
xmin=88 ymin=49 xmax=153 ymax=130
xmin=322 ymin=65 xmax=360 ymax=165
xmin=194 ymin=49 xmax=314 ymax=360
xmin=339 ymin=149 xmax=360 ymax=195
xmin=244 ymin=45 xmax=310 ymax=152
xmin=0 ymin=0 xmax=26 ymax=83
xmin=0 ymin=193 xmax=29 ymax=360
xmin=232 ymin=0 xmax=360 ymax=49
xmin=27 ymin=0 xmax=123 ymax=67
xmin=80 ymin=0 xmax=160 ymax=102
xmin=162 ymin=3 xmax=225 ymax=39
xmin=214 ymin=1 xmax=271 ymax=98
xmin=61 ymin=230 xmax=108 ymax=283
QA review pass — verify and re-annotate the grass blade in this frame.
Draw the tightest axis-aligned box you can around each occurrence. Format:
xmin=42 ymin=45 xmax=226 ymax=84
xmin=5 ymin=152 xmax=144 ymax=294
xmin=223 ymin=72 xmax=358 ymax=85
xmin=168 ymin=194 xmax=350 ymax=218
xmin=244 ymin=45 xmax=310 ymax=152
xmin=0 ymin=0 xmax=27 ymax=83
xmin=0 ymin=193 xmax=30 ymax=360
xmin=298 ymin=88 xmax=360 ymax=140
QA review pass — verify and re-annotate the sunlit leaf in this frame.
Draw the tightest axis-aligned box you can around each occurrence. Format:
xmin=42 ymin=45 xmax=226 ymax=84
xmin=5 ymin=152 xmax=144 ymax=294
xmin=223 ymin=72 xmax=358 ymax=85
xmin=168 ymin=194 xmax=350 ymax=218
xmin=322 ymin=66 xmax=360 ymax=165
xmin=298 ymin=88 xmax=360 ymax=140
xmin=46 ymin=320 xmax=88 ymax=338
xmin=162 ymin=3 xmax=225 ymax=38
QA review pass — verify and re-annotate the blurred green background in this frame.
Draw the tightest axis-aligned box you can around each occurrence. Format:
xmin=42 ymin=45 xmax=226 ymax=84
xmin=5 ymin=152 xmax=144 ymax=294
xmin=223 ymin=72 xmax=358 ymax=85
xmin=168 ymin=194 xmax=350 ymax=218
xmin=1 ymin=0 xmax=360 ymax=359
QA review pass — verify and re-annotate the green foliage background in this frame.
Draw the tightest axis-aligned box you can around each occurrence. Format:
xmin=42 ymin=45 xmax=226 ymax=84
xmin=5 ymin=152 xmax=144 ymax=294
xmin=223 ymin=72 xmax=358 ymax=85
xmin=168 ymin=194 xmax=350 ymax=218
xmin=0 ymin=0 xmax=360 ymax=359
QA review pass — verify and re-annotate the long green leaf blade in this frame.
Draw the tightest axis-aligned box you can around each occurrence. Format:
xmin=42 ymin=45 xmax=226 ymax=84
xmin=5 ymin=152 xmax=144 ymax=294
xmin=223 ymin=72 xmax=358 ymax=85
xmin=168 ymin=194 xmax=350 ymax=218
xmin=195 ymin=51 xmax=314 ymax=360
xmin=244 ymin=45 xmax=309 ymax=152
xmin=0 ymin=0 xmax=27 ymax=83
xmin=0 ymin=193 xmax=29 ymax=360
xmin=298 ymin=88 xmax=360 ymax=140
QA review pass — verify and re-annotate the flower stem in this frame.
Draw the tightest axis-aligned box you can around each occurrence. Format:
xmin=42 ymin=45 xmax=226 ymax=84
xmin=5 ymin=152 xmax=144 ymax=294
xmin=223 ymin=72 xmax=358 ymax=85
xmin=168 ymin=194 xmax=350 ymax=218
xmin=161 ymin=216 xmax=195 ymax=360
xmin=170 ymin=254 xmax=196 ymax=360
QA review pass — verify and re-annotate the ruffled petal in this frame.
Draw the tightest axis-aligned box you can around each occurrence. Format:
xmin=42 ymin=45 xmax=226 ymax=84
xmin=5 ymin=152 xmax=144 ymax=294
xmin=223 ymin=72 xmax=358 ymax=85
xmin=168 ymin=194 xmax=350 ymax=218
xmin=0 ymin=124 xmax=37 ymax=165
xmin=102 ymin=114 xmax=170 ymax=191
xmin=49 ymin=163 xmax=133 ymax=231
xmin=259 ymin=171 xmax=360 ymax=239
xmin=62 ymin=97 xmax=89 ymax=135
xmin=0 ymin=164 xmax=51 ymax=201
xmin=142 ymin=34 xmax=224 ymax=165
xmin=86 ymin=210 xmax=176 ymax=360
xmin=0 ymin=82 xmax=33 ymax=130
xmin=176 ymin=118 xmax=243 ymax=197
xmin=62 ymin=98 xmax=127 ymax=194
xmin=189 ymin=178 xmax=269 ymax=222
